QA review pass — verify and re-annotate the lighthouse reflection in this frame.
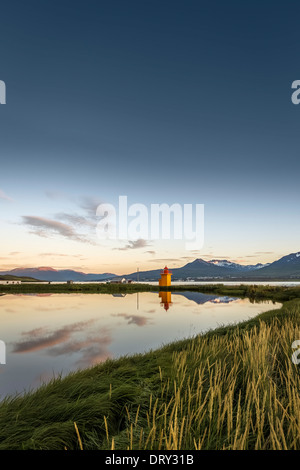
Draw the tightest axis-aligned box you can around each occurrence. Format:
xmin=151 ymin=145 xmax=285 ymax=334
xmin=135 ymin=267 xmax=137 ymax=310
xmin=136 ymin=291 xmax=173 ymax=311
xmin=159 ymin=291 xmax=172 ymax=311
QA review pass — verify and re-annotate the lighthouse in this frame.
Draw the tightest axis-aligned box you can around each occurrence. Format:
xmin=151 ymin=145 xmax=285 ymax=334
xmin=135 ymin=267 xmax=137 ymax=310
xmin=159 ymin=266 xmax=172 ymax=287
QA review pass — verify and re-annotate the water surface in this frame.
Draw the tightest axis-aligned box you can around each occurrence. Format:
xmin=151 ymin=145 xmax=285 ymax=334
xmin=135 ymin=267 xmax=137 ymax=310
xmin=0 ymin=291 xmax=281 ymax=399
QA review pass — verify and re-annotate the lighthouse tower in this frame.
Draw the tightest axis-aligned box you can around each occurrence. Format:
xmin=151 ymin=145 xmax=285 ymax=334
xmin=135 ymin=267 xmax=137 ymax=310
xmin=159 ymin=266 xmax=172 ymax=287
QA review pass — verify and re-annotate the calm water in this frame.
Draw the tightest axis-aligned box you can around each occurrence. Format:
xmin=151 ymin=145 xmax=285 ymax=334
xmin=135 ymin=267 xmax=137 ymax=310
xmin=0 ymin=292 xmax=281 ymax=399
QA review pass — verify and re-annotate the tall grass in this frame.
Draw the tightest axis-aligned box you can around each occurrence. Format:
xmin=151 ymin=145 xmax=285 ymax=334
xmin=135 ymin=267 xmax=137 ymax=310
xmin=114 ymin=316 xmax=300 ymax=450
xmin=0 ymin=300 xmax=299 ymax=450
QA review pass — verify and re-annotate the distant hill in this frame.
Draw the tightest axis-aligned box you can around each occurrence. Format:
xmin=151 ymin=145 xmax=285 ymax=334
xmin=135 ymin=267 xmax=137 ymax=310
xmin=0 ymin=267 xmax=115 ymax=282
xmin=123 ymin=258 xmax=231 ymax=281
xmin=124 ymin=253 xmax=300 ymax=281
xmin=123 ymin=258 xmax=269 ymax=281
xmin=0 ymin=274 xmax=39 ymax=282
xmin=241 ymin=252 xmax=300 ymax=279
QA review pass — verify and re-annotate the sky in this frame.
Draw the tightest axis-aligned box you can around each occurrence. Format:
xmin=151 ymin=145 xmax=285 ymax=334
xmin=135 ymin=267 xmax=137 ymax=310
xmin=1 ymin=0 xmax=300 ymax=275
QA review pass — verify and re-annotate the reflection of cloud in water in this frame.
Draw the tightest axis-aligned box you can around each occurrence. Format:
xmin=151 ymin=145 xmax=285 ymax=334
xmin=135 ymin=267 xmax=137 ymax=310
xmin=47 ymin=331 xmax=112 ymax=368
xmin=112 ymin=313 xmax=152 ymax=327
xmin=34 ymin=305 xmax=71 ymax=312
xmin=12 ymin=319 xmax=97 ymax=353
xmin=11 ymin=320 xmax=113 ymax=368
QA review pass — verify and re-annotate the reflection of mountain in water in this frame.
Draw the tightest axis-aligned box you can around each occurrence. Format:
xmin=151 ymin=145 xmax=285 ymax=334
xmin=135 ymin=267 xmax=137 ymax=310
xmin=172 ymin=291 xmax=238 ymax=305
xmin=109 ymin=291 xmax=239 ymax=311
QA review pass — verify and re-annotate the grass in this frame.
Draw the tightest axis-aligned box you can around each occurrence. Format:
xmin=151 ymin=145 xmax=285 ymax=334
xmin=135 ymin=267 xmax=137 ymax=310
xmin=0 ymin=294 xmax=299 ymax=450
xmin=0 ymin=282 xmax=154 ymax=294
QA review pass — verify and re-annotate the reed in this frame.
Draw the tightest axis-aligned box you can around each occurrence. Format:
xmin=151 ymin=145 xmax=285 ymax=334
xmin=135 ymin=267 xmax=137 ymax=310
xmin=107 ymin=305 xmax=300 ymax=450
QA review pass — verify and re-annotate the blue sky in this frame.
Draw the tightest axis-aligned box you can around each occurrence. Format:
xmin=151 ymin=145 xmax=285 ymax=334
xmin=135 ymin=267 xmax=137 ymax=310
xmin=0 ymin=1 xmax=300 ymax=273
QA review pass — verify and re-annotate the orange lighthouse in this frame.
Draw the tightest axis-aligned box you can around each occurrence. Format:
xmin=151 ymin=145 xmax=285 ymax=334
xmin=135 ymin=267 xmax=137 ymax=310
xmin=159 ymin=266 xmax=172 ymax=287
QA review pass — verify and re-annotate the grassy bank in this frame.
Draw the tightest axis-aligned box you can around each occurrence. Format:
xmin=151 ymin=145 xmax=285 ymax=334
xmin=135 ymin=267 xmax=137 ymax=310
xmin=0 ymin=282 xmax=154 ymax=294
xmin=0 ymin=294 xmax=299 ymax=450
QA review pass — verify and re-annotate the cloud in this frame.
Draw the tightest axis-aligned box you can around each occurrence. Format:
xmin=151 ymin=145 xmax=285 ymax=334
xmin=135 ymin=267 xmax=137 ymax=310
xmin=0 ymin=189 xmax=13 ymax=202
xmin=22 ymin=215 xmax=91 ymax=244
xmin=45 ymin=190 xmax=70 ymax=200
xmin=56 ymin=212 xmax=96 ymax=229
xmin=39 ymin=252 xmax=69 ymax=257
xmin=114 ymin=239 xmax=150 ymax=251
xmin=149 ymin=258 xmax=178 ymax=263
xmin=78 ymin=196 xmax=104 ymax=216
xmin=202 ymin=255 xmax=231 ymax=259
xmin=38 ymin=252 xmax=83 ymax=258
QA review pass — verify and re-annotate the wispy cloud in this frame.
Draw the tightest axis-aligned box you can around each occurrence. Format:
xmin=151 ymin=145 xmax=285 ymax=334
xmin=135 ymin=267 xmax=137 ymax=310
xmin=38 ymin=252 xmax=83 ymax=258
xmin=78 ymin=196 xmax=104 ymax=216
xmin=55 ymin=212 xmax=96 ymax=229
xmin=114 ymin=239 xmax=150 ymax=251
xmin=149 ymin=258 xmax=178 ymax=263
xmin=0 ymin=189 xmax=13 ymax=202
xmin=22 ymin=215 xmax=92 ymax=244
xmin=45 ymin=190 xmax=70 ymax=201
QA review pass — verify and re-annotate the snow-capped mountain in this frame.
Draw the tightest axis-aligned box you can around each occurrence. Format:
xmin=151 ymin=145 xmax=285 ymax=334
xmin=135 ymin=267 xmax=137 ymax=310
xmin=251 ymin=252 xmax=300 ymax=278
xmin=208 ymin=260 xmax=268 ymax=271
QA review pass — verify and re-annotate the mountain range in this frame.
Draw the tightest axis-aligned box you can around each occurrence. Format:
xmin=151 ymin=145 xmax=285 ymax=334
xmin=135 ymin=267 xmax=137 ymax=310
xmin=0 ymin=267 xmax=115 ymax=282
xmin=1 ymin=252 xmax=300 ymax=281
